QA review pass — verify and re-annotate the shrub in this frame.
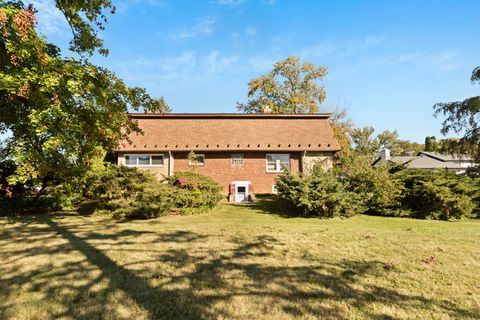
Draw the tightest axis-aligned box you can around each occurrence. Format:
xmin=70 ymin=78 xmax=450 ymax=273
xmin=394 ymin=170 xmax=477 ymax=220
xmin=0 ymin=160 xmax=35 ymax=215
xmin=167 ymin=171 xmax=224 ymax=214
xmin=1 ymin=163 xmax=223 ymax=219
xmin=36 ymin=183 xmax=84 ymax=211
xmin=83 ymin=164 xmax=176 ymax=219
xmin=276 ymin=167 xmax=363 ymax=217
xmin=82 ymin=166 xmax=223 ymax=219
xmin=473 ymin=178 xmax=480 ymax=218
xmin=339 ymin=155 xmax=403 ymax=215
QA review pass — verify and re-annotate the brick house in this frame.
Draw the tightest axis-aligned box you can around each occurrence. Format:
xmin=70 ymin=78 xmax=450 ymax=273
xmin=116 ymin=113 xmax=340 ymax=202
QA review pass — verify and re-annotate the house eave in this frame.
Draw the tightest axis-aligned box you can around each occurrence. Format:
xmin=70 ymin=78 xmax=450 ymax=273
xmin=116 ymin=148 xmax=340 ymax=153
xmin=128 ymin=112 xmax=333 ymax=119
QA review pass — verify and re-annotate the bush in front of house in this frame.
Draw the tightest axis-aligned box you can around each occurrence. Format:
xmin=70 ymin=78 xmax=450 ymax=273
xmin=84 ymin=164 xmax=176 ymax=219
xmin=85 ymin=166 xmax=223 ymax=219
xmin=339 ymin=154 xmax=403 ymax=215
xmin=1 ymin=161 xmax=223 ymax=219
xmin=394 ymin=169 xmax=477 ymax=220
xmin=275 ymin=166 xmax=363 ymax=217
xmin=166 ymin=171 xmax=224 ymax=214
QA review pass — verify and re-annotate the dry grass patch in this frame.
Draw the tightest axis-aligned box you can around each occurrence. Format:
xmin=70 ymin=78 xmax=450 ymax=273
xmin=1 ymin=197 xmax=479 ymax=319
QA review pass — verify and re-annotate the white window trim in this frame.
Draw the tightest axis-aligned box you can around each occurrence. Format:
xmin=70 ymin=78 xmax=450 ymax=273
xmin=272 ymin=185 xmax=278 ymax=194
xmin=231 ymin=153 xmax=244 ymax=166
xmin=124 ymin=154 xmax=164 ymax=167
xmin=188 ymin=154 xmax=205 ymax=166
xmin=266 ymin=154 xmax=290 ymax=173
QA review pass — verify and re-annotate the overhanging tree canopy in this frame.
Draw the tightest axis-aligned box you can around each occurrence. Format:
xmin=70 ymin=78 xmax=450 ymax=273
xmin=434 ymin=66 xmax=480 ymax=164
xmin=0 ymin=2 xmax=163 ymax=186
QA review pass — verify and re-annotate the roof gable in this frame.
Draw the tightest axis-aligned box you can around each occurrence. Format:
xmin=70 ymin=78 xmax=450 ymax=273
xmin=418 ymin=151 xmax=473 ymax=162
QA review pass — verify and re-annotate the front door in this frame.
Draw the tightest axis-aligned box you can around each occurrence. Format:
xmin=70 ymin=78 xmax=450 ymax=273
xmin=236 ymin=185 xmax=247 ymax=202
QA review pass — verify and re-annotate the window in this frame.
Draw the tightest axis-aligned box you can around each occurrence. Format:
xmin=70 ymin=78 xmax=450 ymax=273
xmin=151 ymin=155 xmax=164 ymax=165
xmin=188 ymin=154 xmax=205 ymax=166
xmin=125 ymin=155 xmax=137 ymax=165
xmin=272 ymin=185 xmax=278 ymax=194
xmin=231 ymin=153 xmax=244 ymax=165
xmin=138 ymin=155 xmax=150 ymax=165
xmin=124 ymin=154 xmax=164 ymax=166
xmin=266 ymin=154 xmax=290 ymax=172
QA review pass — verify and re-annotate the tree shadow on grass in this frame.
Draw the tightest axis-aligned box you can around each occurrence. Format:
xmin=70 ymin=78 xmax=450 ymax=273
xmin=0 ymin=216 xmax=212 ymax=319
xmin=244 ymin=194 xmax=319 ymax=218
xmin=0 ymin=215 xmax=478 ymax=319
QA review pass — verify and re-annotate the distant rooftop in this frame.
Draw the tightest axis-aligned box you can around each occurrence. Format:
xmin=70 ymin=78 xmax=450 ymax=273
xmin=373 ymin=150 xmax=473 ymax=171
xmin=418 ymin=151 xmax=473 ymax=162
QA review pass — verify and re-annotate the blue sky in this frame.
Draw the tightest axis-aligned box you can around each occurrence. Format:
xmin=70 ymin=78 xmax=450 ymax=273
xmin=32 ymin=0 xmax=480 ymax=142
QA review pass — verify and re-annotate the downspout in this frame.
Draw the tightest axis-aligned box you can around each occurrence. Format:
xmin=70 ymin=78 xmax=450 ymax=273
xmin=301 ymin=150 xmax=307 ymax=173
xmin=168 ymin=151 xmax=173 ymax=176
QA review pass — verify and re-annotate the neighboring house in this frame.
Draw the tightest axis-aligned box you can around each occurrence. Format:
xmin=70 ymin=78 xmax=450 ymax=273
xmin=373 ymin=149 xmax=475 ymax=173
xmin=417 ymin=151 xmax=475 ymax=168
xmin=116 ymin=113 xmax=340 ymax=202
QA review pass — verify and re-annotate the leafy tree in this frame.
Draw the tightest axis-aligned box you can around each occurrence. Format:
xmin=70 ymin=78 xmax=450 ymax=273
xmin=350 ymin=127 xmax=376 ymax=156
xmin=328 ymin=106 xmax=353 ymax=159
xmin=395 ymin=139 xmax=424 ymax=156
xmin=42 ymin=0 xmax=115 ymax=56
xmin=377 ymin=130 xmax=400 ymax=154
xmin=424 ymin=136 xmax=438 ymax=152
xmin=0 ymin=3 xmax=162 ymax=191
xmin=237 ymin=56 xmax=328 ymax=113
xmin=154 ymin=96 xmax=172 ymax=113
xmin=434 ymin=66 xmax=480 ymax=164
xmin=350 ymin=127 xmax=402 ymax=158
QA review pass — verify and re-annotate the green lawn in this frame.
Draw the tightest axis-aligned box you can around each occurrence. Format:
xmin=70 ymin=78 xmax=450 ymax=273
xmin=1 ymin=197 xmax=479 ymax=320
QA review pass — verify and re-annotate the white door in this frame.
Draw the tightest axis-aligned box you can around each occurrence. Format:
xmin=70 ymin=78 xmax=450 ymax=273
xmin=236 ymin=185 xmax=247 ymax=202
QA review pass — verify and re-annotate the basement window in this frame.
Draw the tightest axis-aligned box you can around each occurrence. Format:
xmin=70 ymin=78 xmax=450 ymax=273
xmin=125 ymin=155 xmax=164 ymax=166
xmin=272 ymin=185 xmax=278 ymax=194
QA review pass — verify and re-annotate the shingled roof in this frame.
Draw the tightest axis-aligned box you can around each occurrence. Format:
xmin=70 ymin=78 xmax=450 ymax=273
xmin=117 ymin=113 xmax=340 ymax=152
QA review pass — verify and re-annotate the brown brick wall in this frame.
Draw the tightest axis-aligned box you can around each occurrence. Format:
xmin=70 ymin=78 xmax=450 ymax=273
xmin=173 ymin=151 xmax=301 ymax=194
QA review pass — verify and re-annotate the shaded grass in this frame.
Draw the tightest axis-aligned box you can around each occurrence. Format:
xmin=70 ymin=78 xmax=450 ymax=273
xmin=0 ymin=198 xmax=479 ymax=319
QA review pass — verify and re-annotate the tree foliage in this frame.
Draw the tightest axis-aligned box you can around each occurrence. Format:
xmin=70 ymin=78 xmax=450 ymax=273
xmin=237 ymin=56 xmax=328 ymax=114
xmin=434 ymin=66 xmax=480 ymax=164
xmin=85 ymin=166 xmax=223 ymax=218
xmin=350 ymin=127 xmax=401 ymax=158
xmin=328 ymin=106 xmax=353 ymax=158
xmin=154 ymin=96 xmax=172 ymax=113
xmin=167 ymin=171 xmax=224 ymax=214
xmin=0 ymin=2 xmax=163 ymax=190
xmin=339 ymin=154 xmax=402 ymax=214
xmin=349 ymin=127 xmax=423 ymax=158
xmin=276 ymin=150 xmax=479 ymax=220
xmin=424 ymin=136 xmax=438 ymax=152
xmin=46 ymin=0 xmax=115 ymax=56
xmin=395 ymin=139 xmax=424 ymax=156
xmin=395 ymin=170 xmax=477 ymax=220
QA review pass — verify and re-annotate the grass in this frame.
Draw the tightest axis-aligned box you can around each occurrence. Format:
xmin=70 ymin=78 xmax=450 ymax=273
xmin=1 ymin=197 xmax=479 ymax=320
